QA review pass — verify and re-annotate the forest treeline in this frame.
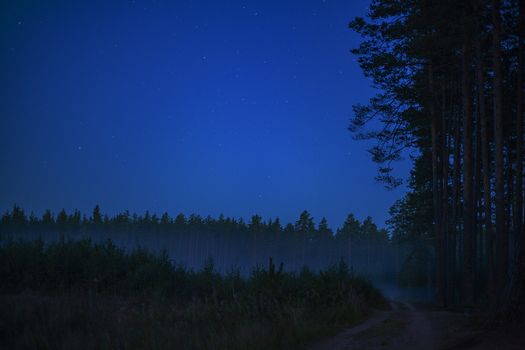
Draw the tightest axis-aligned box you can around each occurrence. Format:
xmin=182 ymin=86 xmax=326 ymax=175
xmin=1 ymin=204 xmax=387 ymax=243
xmin=1 ymin=205 xmax=406 ymax=279
xmin=349 ymin=0 xmax=525 ymax=316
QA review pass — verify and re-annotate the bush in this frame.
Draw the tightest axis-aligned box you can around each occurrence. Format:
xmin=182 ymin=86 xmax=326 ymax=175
xmin=0 ymin=238 xmax=388 ymax=349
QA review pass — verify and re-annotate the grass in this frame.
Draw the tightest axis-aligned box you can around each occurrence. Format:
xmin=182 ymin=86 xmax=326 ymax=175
xmin=0 ymin=237 xmax=389 ymax=349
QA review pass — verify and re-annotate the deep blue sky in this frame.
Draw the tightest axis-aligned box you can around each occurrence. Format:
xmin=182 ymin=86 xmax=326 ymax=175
xmin=0 ymin=0 xmax=410 ymax=228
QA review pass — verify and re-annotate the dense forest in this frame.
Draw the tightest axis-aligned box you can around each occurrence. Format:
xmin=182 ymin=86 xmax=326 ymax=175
xmin=1 ymin=205 xmax=422 ymax=289
xmin=348 ymin=0 xmax=525 ymax=317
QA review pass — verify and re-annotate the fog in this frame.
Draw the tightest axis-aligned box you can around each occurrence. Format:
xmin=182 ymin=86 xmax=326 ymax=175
xmin=0 ymin=207 xmax=435 ymax=300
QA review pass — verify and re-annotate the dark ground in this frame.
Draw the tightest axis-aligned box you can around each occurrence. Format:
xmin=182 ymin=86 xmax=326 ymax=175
xmin=308 ymin=301 xmax=525 ymax=350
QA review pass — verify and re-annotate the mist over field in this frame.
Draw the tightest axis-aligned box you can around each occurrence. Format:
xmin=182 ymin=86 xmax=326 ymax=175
xmin=0 ymin=205 xmax=435 ymax=303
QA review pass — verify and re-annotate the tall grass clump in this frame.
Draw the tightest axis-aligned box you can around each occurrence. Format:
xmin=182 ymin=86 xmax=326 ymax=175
xmin=0 ymin=238 xmax=388 ymax=350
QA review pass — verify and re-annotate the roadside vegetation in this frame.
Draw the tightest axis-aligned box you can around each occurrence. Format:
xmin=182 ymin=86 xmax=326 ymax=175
xmin=0 ymin=237 xmax=388 ymax=350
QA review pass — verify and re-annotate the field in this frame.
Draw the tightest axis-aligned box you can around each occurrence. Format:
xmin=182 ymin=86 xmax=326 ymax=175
xmin=0 ymin=238 xmax=388 ymax=349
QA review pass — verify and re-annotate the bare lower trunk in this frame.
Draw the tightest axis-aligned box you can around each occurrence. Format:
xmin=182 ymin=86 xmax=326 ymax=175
xmin=510 ymin=0 xmax=525 ymax=317
xmin=452 ymin=83 xmax=461 ymax=304
xmin=462 ymin=34 xmax=475 ymax=305
xmin=442 ymin=81 xmax=450 ymax=305
xmin=430 ymin=62 xmax=444 ymax=305
xmin=516 ymin=0 xmax=524 ymax=249
xmin=477 ymin=29 xmax=494 ymax=302
xmin=492 ymin=0 xmax=508 ymax=297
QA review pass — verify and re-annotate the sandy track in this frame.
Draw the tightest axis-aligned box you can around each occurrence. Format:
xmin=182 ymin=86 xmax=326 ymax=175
xmin=307 ymin=301 xmax=472 ymax=350
xmin=306 ymin=307 xmax=392 ymax=350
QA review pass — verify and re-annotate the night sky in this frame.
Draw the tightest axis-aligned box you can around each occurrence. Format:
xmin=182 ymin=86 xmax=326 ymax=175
xmin=0 ymin=0 xmax=410 ymax=228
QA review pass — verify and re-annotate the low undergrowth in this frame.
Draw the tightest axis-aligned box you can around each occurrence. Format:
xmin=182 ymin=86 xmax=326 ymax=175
xmin=0 ymin=237 xmax=388 ymax=349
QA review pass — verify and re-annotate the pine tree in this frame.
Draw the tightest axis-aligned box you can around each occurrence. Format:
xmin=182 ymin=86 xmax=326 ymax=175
xmin=92 ymin=205 xmax=102 ymax=225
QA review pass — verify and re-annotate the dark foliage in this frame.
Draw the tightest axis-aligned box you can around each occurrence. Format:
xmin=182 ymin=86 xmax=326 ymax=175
xmin=0 ymin=205 xmax=398 ymax=279
xmin=0 ymin=238 xmax=388 ymax=350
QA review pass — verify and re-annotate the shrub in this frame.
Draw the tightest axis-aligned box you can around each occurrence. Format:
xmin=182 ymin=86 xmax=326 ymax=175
xmin=0 ymin=238 xmax=388 ymax=349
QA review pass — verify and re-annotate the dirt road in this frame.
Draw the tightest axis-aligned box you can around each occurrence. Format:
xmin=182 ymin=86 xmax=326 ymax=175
xmin=308 ymin=301 xmax=524 ymax=350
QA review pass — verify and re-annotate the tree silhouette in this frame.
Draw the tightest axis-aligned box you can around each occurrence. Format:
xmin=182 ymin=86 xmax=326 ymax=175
xmin=91 ymin=205 xmax=102 ymax=225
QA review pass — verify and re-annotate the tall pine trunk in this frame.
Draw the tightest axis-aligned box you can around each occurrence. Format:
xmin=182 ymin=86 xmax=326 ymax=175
xmin=477 ymin=24 xmax=495 ymax=302
xmin=452 ymin=82 xmax=462 ymax=304
xmin=510 ymin=0 xmax=525 ymax=316
xmin=492 ymin=0 xmax=508 ymax=297
xmin=516 ymin=0 xmax=524 ymax=245
xmin=462 ymin=30 xmax=475 ymax=305
xmin=442 ymin=81 xmax=450 ymax=305
xmin=430 ymin=62 xmax=445 ymax=305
